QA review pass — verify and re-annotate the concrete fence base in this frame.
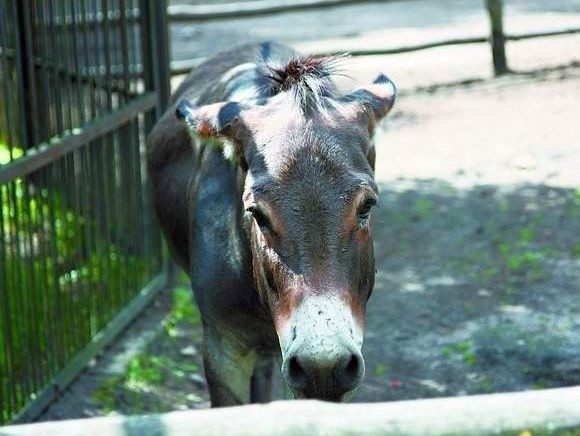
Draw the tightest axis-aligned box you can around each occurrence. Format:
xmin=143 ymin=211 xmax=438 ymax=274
xmin=2 ymin=386 xmax=580 ymax=436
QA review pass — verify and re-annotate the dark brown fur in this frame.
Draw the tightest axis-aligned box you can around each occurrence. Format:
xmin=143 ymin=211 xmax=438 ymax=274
xmin=147 ymin=42 xmax=396 ymax=405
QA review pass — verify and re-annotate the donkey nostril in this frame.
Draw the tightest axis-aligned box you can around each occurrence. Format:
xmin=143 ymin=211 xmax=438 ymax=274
xmin=344 ymin=355 xmax=359 ymax=379
xmin=284 ymin=350 xmax=364 ymax=397
xmin=336 ymin=353 xmax=364 ymax=392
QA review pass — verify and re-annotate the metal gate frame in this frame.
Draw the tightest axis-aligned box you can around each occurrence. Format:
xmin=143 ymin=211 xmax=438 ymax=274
xmin=0 ymin=0 xmax=172 ymax=424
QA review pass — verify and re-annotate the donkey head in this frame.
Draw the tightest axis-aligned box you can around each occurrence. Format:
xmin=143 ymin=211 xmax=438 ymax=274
xmin=177 ymin=56 xmax=396 ymax=401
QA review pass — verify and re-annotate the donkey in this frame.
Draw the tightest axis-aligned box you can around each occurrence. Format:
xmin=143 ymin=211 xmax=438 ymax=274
xmin=147 ymin=42 xmax=396 ymax=406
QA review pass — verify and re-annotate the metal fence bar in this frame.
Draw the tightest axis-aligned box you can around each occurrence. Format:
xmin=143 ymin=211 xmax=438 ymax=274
xmin=0 ymin=0 xmax=18 ymax=159
xmin=143 ymin=0 xmax=171 ymax=117
xmin=13 ymin=0 xmax=38 ymax=148
xmin=0 ymin=188 xmax=16 ymax=419
xmin=0 ymin=0 xmax=170 ymax=424
xmin=9 ymin=275 xmax=168 ymax=424
xmin=0 ymin=92 xmax=157 ymax=185
xmin=47 ymin=0 xmax=66 ymax=135
xmin=32 ymin=0 xmax=51 ymax=144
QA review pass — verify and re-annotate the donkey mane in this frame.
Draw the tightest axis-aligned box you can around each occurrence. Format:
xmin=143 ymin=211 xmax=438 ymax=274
xmin=259 ymin=55 xmax=344 ymax=112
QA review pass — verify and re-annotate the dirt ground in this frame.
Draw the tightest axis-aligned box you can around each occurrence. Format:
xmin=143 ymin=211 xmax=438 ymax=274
xmin=359 ymin=68 xmax=580 ymax=401
xmin=38 ymin=38 xmax=580 ymax=422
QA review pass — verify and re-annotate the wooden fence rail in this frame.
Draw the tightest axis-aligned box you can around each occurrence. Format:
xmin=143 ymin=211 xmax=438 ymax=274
xmin=3 ymin=386 xmax=580 ymax=435
xmin=169 ymin=26 xmax=580 ymax=76
xmin=168 ymin=0 xmax=381 ymax=21
xmin=168 ymin=0 xmax=580 ymax=77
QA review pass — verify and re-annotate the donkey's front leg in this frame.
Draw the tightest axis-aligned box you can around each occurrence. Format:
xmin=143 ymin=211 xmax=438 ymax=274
xmin=203 ymin=326 xmax=257 ymax=407
xmin=250 ymin=354 xmax=274 ymax=403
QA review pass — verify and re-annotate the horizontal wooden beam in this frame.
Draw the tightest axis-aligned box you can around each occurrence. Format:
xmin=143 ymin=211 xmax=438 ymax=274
xmin=0 ymin=93 xmax=157 ymax=185
xmin=507 ymin=26 xmax=580 ymax=41
xmin=3 ymin=386 xmax=580 ymax=435
xmin=168 ymin=0 xmax=380 ymax=21
xmin=169 ymin=27 xmax=580 ymax=76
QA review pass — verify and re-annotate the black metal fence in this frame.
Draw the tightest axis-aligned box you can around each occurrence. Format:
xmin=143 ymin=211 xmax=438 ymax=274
xmin=0 ymin=0 xmax=170 ymax=424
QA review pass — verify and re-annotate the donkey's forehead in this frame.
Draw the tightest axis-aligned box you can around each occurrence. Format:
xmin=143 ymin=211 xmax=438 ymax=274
xmin=245 ymin=106 xmax=371 ymax=176
xmin=251 ymin=136 xmax=371 ymax=184
xmin=247 ymin=95 xmax=365 ymax=138
xmin=244 ymin=143 xmax=377 ymax=204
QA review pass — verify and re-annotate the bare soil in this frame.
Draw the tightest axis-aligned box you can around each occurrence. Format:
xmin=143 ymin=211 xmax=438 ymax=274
xmin=356 ymin=63 xmax=580 ymax=402
xmin=39 ymin=58 xmax=580 ymax=422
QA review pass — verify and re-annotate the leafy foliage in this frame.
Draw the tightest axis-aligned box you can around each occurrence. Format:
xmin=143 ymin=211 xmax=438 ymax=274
xmin=93 ymin=287 xmax=203 ymax=415
xmin=0 ymin=175 xmax=158 ymax=423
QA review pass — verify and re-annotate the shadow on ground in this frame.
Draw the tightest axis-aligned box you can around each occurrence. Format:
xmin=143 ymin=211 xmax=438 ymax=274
xmin=38 ymin=178 xmax=580 ymax=418
xmin=357 ymin=179 xmax=580 ymax=402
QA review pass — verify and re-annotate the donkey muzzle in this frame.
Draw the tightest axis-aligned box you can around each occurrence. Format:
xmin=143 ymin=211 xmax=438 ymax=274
xmin=279 ymin=295 xmax=365 ymax=401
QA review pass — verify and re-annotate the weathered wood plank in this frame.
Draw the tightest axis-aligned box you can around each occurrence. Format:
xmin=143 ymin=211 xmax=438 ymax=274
xmin=168 ymin=0 xmax=380 ymax=22
xmin=3 ymin=386 xmax=580 ymax=435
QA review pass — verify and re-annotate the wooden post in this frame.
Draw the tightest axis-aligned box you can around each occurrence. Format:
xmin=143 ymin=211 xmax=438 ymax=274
xmin=485 ymin=0 xmax=509 ymax=75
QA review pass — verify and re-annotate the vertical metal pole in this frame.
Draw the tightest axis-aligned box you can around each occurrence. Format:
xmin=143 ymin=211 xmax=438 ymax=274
xmin=13 ymin=0 xmax=39 ymax=147
xmin=149 ymin=0 xmax=171 ymax=117
xmin=140 ymin=0 xmax=177 ymax=285
xmin=485 ymin=0 xmax=509 ymax=76
xmin=152 ymin=0 xmax=178 ymax=283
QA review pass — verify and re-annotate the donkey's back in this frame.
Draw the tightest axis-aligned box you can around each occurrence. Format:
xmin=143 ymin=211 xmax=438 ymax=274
xmin=147 ymin=42 xmax=294 ymax=269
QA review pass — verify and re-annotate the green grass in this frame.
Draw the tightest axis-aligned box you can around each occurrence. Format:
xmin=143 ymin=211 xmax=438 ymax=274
xmin=572 ymin=243 xmax=580 ymax=258
xmin=125 ymin=354 xmax=199 ymax=387
xmin=493 ymin=223 xmax=548 ymax=282
xmin=164 ymin=286 xmax=201 ymax=337
xmin=574 ymin=189 xmax=580 ymax=205
xmin=500 ymin=428 xmax=580 ymax=436
xmin=0 ymin=177 xmax=159 ymax=424
xmin=442 ymin=341 xmax=478 ymax=366
xmin=93 ymin=287 xmax=202 ymax=415
xmin=374 ymin=363 xmax=388 ymax=377
xmin=478 ymin=376 xmax=494 ymax=393
xmin=412 ymin=198 xmax=434 ymax=219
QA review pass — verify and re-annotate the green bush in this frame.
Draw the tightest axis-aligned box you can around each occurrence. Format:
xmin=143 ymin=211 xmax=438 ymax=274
xmin=0 ymin=176 xmax=156 ymax=423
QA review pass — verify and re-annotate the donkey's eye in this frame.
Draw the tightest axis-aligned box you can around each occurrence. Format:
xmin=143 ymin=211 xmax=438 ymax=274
xmin=247 ymin=206 xmax=271 ymax=232
xmin=357 ymin=198 xmax=376 ymax=227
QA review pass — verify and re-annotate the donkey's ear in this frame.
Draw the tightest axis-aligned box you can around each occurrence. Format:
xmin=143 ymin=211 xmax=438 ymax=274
xmin=341 ymin=74 xmax=397 ymax=126
xmin=175 ymin=100 xmax=243 ymax=139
